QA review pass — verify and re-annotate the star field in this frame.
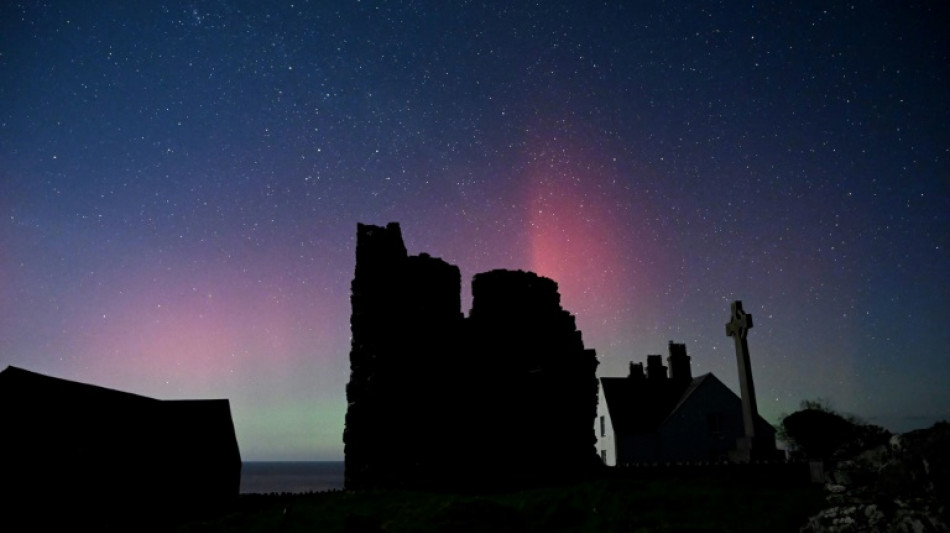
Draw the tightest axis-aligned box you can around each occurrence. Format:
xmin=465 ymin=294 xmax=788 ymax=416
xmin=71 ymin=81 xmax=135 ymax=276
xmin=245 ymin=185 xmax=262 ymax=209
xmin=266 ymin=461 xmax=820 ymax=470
xmin=2 ymin=1 xmax=948 ymax=459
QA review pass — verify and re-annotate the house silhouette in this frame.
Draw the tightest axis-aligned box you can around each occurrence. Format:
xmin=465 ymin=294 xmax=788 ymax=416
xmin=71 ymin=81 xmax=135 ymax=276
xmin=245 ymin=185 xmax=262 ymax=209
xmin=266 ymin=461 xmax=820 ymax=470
xmin=597 ymin=342 xmax=778 ymax=465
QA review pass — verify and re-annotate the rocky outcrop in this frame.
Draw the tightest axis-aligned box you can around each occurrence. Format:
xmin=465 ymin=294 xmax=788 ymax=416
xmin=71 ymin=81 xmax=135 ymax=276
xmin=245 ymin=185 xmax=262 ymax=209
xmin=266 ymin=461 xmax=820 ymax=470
xmin=800 ymin=422 xmax=949 ymax=533
xmin=344 ymin=223 xmax=599 ymax=490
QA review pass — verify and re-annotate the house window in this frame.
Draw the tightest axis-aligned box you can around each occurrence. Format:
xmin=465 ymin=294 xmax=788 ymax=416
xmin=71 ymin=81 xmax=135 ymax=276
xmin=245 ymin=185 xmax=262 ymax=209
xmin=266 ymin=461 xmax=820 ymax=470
xmin=600 ymin=415 xmax=606 ymax=437
xmin=600 ymin=450 xmax=607 ymax=463
xmin=707 ymin=412 xmax=723 ymax=436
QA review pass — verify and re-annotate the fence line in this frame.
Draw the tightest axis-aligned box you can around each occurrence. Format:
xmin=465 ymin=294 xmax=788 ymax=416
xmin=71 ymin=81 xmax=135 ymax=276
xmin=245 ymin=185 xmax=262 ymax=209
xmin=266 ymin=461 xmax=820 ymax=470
xmin=606 ymin=460 xmax=817 ymax=484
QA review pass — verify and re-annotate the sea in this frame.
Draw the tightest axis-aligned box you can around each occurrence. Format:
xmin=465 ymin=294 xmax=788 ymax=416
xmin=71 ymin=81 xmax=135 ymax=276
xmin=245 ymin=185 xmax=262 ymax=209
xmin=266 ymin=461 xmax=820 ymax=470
xmin=240 ymin=461 xmax=344 ymax=494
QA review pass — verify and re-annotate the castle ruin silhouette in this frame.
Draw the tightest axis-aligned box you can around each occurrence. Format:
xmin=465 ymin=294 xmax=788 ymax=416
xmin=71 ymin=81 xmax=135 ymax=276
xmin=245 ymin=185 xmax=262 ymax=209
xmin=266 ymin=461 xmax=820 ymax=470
xmin=344 ymin=222 xmax=600 ymax=489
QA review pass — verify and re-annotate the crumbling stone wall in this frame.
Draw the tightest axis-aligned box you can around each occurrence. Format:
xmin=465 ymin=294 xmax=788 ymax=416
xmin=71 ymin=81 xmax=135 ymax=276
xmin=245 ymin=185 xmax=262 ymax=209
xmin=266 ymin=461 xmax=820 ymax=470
xmin=344 ymin=223 xmax=599 ymax=490
xmin=465 ymin=269 xmax=599 ymax=482
xmin=345 ymin=223 xmax=463 ymax=489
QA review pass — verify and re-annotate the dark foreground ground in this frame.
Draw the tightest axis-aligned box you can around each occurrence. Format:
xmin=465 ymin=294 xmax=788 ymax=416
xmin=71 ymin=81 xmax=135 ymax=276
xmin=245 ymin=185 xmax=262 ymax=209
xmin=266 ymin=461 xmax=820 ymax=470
xmin=176 ymin=470 xmax=824 ymax=533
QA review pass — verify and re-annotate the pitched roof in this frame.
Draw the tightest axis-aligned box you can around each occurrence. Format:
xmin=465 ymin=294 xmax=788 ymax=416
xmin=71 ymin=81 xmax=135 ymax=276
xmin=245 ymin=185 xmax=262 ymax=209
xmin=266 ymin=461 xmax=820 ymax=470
xmin=0 ymin=365 xmax=156 ymax=403
xmin=602 ymin=372 xmax=775 ymax=435
xmin=601 ymin=374 xmax=695 ymax=435
xmin=0 ymin=365 xmax=242 ymax=520
xmin=0 ymin=365 xmax=240 ymax=460
xmin=664 ymin=373 xmax=715 ymax=420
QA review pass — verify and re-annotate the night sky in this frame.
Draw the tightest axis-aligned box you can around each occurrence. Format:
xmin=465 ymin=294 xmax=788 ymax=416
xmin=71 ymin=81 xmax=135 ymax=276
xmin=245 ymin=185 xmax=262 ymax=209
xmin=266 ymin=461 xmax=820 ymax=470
xmin=2 ymin=1 xmax=948 ymax=460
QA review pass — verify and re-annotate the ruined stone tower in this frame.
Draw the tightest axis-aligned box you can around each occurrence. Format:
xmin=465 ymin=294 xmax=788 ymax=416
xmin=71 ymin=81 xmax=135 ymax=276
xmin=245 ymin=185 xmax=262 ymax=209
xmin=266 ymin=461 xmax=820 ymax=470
xmin=345 ymin=223 xmax=463 ymax=489
xmin=344 ymin=223 xmax=599 ymax=489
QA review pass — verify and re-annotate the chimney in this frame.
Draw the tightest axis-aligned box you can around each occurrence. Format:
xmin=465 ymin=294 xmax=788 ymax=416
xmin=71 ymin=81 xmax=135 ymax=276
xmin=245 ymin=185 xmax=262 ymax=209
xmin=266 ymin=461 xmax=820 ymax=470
xmin=646 ymin=355 xmax=667 ymax=381
xmin=667 ymin=341 xmax=692 ymax=382
xmin=628 ymin=362 xmax=644 ymax=380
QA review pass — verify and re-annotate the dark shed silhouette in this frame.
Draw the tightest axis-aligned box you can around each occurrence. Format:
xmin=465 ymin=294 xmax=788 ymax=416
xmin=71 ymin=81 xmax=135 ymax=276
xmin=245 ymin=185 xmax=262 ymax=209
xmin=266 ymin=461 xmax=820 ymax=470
xmin=0 ymin=365 xmax=240 ymax=525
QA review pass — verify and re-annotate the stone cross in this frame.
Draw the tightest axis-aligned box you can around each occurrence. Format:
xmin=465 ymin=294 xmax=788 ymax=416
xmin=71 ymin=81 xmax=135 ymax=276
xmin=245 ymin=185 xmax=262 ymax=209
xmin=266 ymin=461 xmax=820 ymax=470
xmin=726 ymin=300 xmax=759 ymax=440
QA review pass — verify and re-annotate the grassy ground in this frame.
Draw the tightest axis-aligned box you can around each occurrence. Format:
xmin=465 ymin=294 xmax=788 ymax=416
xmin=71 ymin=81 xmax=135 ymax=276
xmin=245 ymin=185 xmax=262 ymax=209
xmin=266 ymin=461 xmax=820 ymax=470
xmin=177 ymin=472 xmax=825 ymax=533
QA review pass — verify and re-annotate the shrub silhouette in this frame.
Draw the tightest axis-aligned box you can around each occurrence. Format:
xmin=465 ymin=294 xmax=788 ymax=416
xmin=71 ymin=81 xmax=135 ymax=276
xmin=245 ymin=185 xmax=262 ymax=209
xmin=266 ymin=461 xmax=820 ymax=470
xmin=781 ymin=403 xmax=890 ymax=460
